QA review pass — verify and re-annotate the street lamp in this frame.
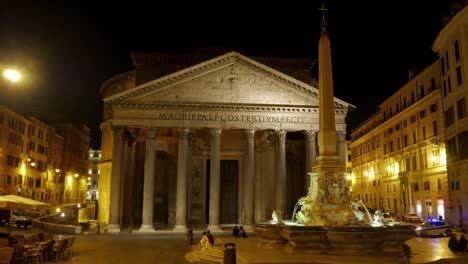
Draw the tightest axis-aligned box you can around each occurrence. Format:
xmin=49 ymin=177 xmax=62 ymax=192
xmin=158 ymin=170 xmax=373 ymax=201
xmin=2 ymin=69 xmax=21 ymax=82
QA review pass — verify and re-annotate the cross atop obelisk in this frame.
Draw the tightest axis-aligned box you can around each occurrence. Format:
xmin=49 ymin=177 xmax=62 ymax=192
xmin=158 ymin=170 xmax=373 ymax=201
xmin=318 ymin=3 xmax=328 ymax=26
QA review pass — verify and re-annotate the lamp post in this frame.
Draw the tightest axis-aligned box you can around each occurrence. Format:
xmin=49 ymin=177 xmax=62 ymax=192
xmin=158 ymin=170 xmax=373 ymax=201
xmin=2 ymin=69 xmax=21 ymax=83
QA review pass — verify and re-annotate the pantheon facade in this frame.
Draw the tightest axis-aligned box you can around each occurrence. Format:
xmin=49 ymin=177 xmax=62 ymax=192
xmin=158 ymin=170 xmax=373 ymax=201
xmin=98 ymin=50 xmax=354 ymax=232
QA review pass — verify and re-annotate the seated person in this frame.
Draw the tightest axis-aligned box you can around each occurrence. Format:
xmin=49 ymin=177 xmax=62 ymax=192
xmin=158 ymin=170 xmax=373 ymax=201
xmin=239 ymin=226 xmax=248 ymax=238
xmin=232 ymin=226 xmax=239 ymax=237
xmin=458 ymin=234 xmax=467 ymax=252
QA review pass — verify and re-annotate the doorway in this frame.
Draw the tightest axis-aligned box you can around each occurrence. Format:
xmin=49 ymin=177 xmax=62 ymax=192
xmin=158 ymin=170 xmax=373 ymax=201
xmin=205 ymin=160 xmax=239 ymax=224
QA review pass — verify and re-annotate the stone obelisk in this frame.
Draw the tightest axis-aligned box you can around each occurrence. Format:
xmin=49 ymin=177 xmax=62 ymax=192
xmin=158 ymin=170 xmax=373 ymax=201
xmin=314 ymin=8 xmax=344 ymax=174
xmin=296 ymin=6 xmax=356 ymax=226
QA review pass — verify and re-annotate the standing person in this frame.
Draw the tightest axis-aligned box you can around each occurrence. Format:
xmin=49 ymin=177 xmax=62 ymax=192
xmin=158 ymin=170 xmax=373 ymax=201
xmin=206 ymin=230 xmax=214 ymax=246
xmin=232 ymin=226 xmax=240 ymax=237
xmin=458 ymin=234 xmax=467 ymax=252
xmin=239 ymin=226 xmax=248 ymax=238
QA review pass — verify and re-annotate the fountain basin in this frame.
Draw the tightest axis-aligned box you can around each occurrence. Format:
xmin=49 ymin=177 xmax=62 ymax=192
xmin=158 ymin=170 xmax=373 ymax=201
xmin=254 ymin=221 xmax=286 ymax=248
xmin=254 ymin=222 xmax=416 ymax=256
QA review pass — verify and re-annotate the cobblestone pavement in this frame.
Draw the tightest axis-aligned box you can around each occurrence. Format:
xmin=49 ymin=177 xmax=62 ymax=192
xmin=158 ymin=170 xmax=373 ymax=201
xmin=3 ymin=226 xmax=468 ymax=264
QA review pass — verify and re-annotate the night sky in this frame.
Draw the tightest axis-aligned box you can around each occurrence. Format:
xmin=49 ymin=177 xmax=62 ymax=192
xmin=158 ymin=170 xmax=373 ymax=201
xmin=0 ymin=1 xmax=454 ymax=148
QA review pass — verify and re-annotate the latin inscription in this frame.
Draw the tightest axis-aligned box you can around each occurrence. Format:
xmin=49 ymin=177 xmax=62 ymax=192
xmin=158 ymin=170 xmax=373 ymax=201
xmin=157 ymin=113 xmax=306 ymax=123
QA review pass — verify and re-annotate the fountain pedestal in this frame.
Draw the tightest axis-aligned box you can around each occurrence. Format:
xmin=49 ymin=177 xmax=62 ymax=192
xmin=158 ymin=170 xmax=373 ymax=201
xmin=281 ymin=225 xmax=326 ymax=254
xmin=253 ymin=222 xmax=285 ymax=248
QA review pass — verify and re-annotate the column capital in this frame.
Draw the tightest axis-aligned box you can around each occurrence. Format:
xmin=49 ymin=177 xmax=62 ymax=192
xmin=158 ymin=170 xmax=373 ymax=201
xmin=244 ymin=129 xmax=256 ymax=140
xmin=337 ymin=131 xmax=347 ymax=142
xmin=178 ymin=128 xmax=191 ymax=140
xmin=111 ymin=125 xmax=126 ymax=135
xmin=146 ymin=127 xmax=158 ymax=139
xmin=304 ymin=130 xmax=317 ymax=143
xmin=276 ymin=129 xmax=287 ymax=142
xmin=210 ymin=128 xmax=222 ymax=138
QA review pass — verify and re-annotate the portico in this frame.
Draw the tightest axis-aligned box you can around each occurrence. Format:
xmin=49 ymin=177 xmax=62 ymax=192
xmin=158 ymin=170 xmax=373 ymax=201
xmin=98 ymin=51 xmax=353 ymax=232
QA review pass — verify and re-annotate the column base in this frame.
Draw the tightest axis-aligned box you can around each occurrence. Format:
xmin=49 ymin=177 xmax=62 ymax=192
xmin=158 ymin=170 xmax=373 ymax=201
xmin=173 ymin=225 xmax=188 ymax=233
xmin=242 ymin=224 xmax=254 ymax=231
xmin=206 ymin=224 xmax=223 ymax=232
xmin=107 ymin=224 xmax=121 ymax=233
xmin=137 ymin=225 xmax=155 ymax=233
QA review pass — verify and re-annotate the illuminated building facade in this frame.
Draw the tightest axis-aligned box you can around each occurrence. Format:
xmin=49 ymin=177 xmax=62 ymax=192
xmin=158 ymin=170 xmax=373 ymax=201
xmin=350 ymin=61 xmax=448 ymax=220
xmin=98 ymin=50 xmax=353 ymax=231
xmin=433 ymin=2 xmax=468 ymax=227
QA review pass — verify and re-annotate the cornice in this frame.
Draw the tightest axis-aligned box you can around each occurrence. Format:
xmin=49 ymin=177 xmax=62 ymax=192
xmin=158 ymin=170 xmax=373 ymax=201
xmin=110 ymin=102 xmax=347 ymax=114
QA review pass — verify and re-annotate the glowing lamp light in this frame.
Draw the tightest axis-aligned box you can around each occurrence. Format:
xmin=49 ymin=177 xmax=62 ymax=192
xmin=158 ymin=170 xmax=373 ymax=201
xmin=56 ymin=208 xmax=61 ymax=213
xmin=363 ymin=171 xmax=369 ymax=176
xmin=430 ymin=156 xmax=437 ymax=162
xmin=30 ymin=162 xmax=36 ymax=167
xmin=74 ymin=173 xmax=79 ymax=178
xmin=55 ymin=169 xmax=60 ymax=173
xmin=60 ymin=212 xmax=65 ymax=217
xmin=3 ymin=69 xmax=21 ymax=82
xmin=387 ymin=166 xmax=393 ymax=172
xmin=87 ymin=177 xmax=91 ymax=180
xmin=77 ymin=204 xmax=81 ymax=208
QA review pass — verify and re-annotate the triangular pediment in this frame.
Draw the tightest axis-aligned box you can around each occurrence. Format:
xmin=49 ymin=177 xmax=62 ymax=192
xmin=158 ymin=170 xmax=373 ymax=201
xmin=104 ymin=52 xmax=352 ymax=109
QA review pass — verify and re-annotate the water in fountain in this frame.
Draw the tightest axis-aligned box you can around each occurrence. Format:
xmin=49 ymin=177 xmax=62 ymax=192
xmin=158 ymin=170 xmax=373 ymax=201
xmin=291 ymin=201 xmax=302 ymax=221
xmin=358 ymin=200 xmax=375 ymax=225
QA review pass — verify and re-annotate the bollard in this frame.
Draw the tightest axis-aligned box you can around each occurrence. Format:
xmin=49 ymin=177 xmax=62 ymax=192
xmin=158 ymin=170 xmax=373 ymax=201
xmin=96 ymin=222 xmax=101 ymax=235
xmin=224 ymin=243 xmax=236 ymax=264
xmin=186 ymin=229 xmax=193 ymax=246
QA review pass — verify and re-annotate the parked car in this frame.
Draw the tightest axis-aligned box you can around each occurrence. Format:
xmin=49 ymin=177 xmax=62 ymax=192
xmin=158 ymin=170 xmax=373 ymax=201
xmin=0 ymin=209 xmax=33 ymax=228
xmin=382 ymin=213 xmax=395 ymax=222
xmin=403 ymin=213 xmax=422 ymax=222
xmin=415 ymin=220 xmax=454 ymax=237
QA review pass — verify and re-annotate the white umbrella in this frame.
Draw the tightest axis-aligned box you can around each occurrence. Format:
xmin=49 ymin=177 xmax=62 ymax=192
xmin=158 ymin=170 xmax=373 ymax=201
xmin=2 ymin=195 xmax=52 ymax=211
xmin=0 ymin=196 xmax=36 ymax=210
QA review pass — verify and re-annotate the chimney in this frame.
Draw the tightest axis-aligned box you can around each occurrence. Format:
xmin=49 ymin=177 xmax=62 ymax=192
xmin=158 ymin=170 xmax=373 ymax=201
xmin=408 ymin=69 xmax=415 ymax=80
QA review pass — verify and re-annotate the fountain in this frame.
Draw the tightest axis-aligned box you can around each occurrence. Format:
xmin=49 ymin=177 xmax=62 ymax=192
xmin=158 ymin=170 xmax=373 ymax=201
xmin=253 ymin=8 xmax=416 ymax=257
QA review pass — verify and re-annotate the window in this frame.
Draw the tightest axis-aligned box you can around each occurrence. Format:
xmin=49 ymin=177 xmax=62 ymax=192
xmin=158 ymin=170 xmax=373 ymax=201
xmin=403 ymin=119 xmax=407 ymax=127
xmin=433 ymin=121 xmax=438 ymax=136
xmin=389 ymin=141 xmax=394 ymax=152
xmin=397 ymin=138 xmax=401 ymax=149
xmin=424 ymin=181 xmax=430 ymax=191
xmin=454 ymin=40 xmax=460 ymax=61
xmin=404 ymin=134 xmax=408 ymax=147
xmin=420 ymin=85 xmax=425 ymax=98
xmin=445 ymin=51 xmax=450 ymax=70
xmin=411 ymin=92 xmax=415 ymax=104
xmin=405 ymin=157 xmax=411 ymax=171
xmin=457 ymin=97 xmax=466 ymax=120
xmin=413 ymin=130 xmax=417 ymax=144
xmin=431 ymin=78 xmax=436 ymax=91
xmin=437 ymin=178 xmax=442 ymax=190
xmin=419 ymin=110 xmax=426 ymax=119
xmin=448 ymin=76 xmax=452 ymax=93
xmin=410 ymin=115 xmax=416 ymax=123
xmin=403 ymin=97 xmax=407 ymax=108
xmin=395 ymin=124 xmax=400 ymax=131
xmin=414 ymin=182 xmax=420 ymax=191
xmin=456 ymin=66 xmax=463 ymax=85
xmin=412 ymin=156 xmax=417 ymax=171
xmin=441 ymin=57 xmax=446 ymax=76
xmin=444 ymin=106 xmax=455 ymax=127
xmin=422 ymin=126 xmax=426 ymax=140
xmin=421 ymin=152 xmax=427 ymax=169
xmin=430 ymin=103 xmax=437 ymax=113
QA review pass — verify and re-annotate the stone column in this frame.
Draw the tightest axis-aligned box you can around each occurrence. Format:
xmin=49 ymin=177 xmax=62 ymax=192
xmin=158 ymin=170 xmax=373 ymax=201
xmin=337 ymin=131 xmax=346 ymax=167
xmin=108 ymin=126 xmax=126 ymax=232
xmin=305 ymin=130 xmax=317 ymax=192
xmin=174 ymin=128 xmax=190 ymax=231
xmin=208 ymin=129 xmax=222 ymax=231
xmin=276 ymin=130 xmax=287 ymax=217
xmin=305 ymin=130 xmax=317 ymax=171
xmin=244 ymin=129 xmax=255 ymax=228
xmin=139 ymin=128 xmax=158 ymax=232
